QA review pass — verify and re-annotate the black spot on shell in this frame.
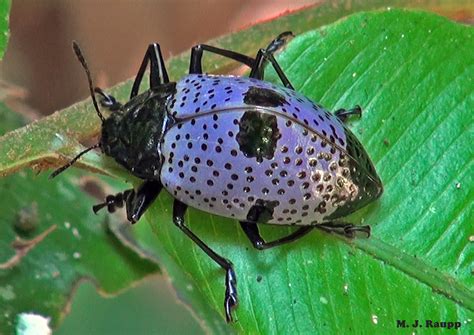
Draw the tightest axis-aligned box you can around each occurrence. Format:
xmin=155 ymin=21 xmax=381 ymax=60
xmin=243 ymin=86 xmax=287 ymax=107
xmin=236 ymin=111 xmax=280 ymax=163
xmin=246 ymin=199 xmax=279 ymax=223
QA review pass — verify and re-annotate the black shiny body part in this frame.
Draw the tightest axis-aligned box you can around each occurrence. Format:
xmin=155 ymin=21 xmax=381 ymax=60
xmin=101 ymin=84 xmax=176 ymax=180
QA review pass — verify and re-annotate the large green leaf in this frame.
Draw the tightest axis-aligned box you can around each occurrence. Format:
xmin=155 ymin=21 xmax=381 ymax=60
xmin=0 ymin=3 xmax=472 ymax=334
xmin=143 ymin=9 xmax=473 ymax=333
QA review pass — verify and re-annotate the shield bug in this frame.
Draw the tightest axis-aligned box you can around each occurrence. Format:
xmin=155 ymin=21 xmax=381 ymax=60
xmin=51 ymin=32 xmax=383 ymax=322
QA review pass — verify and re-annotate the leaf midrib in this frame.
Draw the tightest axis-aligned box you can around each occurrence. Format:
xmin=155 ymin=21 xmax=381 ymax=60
xmin=352 ymin=236 xmax=474 ymax=311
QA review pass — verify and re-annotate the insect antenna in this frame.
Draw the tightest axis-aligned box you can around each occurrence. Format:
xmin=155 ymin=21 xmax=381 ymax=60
xmin=49 ymin=143 xmax=101 ymax=179
xmin=49 ymin=42 xmax=105 ymax=179
xmin=72 ymin=41 xmax=105 ymax=122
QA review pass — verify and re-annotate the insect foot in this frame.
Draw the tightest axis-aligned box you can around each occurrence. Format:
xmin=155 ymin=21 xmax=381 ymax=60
xmin=225 ymin=267 xmax=238 ymax=323
xmin=316 ymin=223 xmax=371 ymax=238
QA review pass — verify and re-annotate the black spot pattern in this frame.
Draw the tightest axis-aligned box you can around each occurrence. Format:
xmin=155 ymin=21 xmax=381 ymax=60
xmin=236 ymin=111 xmax=280 ymax=163
xmin=160 ymin=74 xmax=382 ymax=226
xmin=243 ymin=86 xmax=287 ymax=107
xmin=246 ymin=199 xmax=279 ymax=223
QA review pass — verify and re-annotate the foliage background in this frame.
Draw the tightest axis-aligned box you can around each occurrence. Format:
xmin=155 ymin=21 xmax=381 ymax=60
xmin=0 ymin=0 xmax=472 ymax=333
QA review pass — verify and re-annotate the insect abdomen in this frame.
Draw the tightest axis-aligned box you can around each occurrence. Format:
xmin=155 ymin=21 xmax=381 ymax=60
xmin=161 ymin=110 xmax=357 ymax=225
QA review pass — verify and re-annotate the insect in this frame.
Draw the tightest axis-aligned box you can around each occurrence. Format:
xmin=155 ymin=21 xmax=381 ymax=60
xmin=51 ymin=32 xmax=383 ymax=322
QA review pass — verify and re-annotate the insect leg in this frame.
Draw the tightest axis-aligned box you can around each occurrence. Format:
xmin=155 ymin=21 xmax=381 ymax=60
xmin=239 ymin=221 xmax=313 ymax=250
xmin=335 ymin=105 xmax=362 ymax=123
xmin=265 ymin=31 xmax=294 ymax=54
xmin=93 ymin=189 xmax=133 ymax=214
xmin=173 ymin=199 xmax=237 ymax=323
xmin=250 ymin=49 xmax=294 ymax=89
xmin=130 ymin=43 xmax=169 ymax=99
xmin=189 ymin=32 xmax=292 ymax=78
xmin=250 ymin=31 xmax=293 ymax=81
xmin=316 ymin=222 xmax=371 ymax=238
xmin=94 ymin=87 xmax=122 ymax=112
xmin=189 ymin=44 xmax=254 ymax=74
xmin=93 ymin=180 xmax=162 ymax=224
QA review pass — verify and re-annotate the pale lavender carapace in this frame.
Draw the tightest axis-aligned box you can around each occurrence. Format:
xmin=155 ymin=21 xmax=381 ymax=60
xmin=160 ymin=74 xmax=381 ymax=225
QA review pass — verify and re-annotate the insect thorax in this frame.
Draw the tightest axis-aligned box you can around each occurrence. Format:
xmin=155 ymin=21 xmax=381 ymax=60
xmin=100 ymin=84 xmax=176 ymax=180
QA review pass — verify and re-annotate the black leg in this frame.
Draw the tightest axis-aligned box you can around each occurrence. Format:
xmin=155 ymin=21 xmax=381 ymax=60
xmin=335 ymin=105 xmax=362 ymax=123
xmin=189 ymin=31 xmax=293 ymax=76
xmin=130 ymin=43 xmax=169 ymax=99
xmin=316 ymin=222 xmax=371 ymax=238
xmin=265 ymin=31 xmax=294 ymax=54
xmin=250 ymin=48 xmax=294 ymax=89
xmin=94 ymin=87 xmax=122 ymax=111
xmin=249 ymin=31 xmax=294 ymax=84
xmin=189 ymin=44 xmax=255 ymax=74
xmin=240 ymin=221 xmax=313 ymax=250
xmin=173 ymin=199 xmax=237 ymax=323
xmin=93 ymin=180 xmax=162 ymax=223
xmin=93 ymin=189 xmax=133 ymax=214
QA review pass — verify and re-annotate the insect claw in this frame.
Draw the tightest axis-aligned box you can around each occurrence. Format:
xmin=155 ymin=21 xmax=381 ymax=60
xmin=92 ymin=203 xmax=106 ymax=214
xmin=358 ymin=225 xmax=371 ymax=238
xmin=224 ymin=267 xmax=238 ymax=323
xmin=265 ymin=31 xmax=295 ymax=54
xmin=344 ymin=224 xmax=371 ymax=238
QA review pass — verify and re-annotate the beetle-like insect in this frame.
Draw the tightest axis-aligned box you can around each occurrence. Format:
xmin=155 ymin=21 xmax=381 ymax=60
xmin=52 ymin=32 xmax=383 ymax=322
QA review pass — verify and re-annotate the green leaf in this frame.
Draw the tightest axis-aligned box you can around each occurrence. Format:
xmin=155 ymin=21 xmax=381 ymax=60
xmin=144 ymin=9 xmax=473 ymax=333
xmin=0 ymin=0 xmax=11 ymax=60
xmin=0 ymin=3 xmax=472 ymax=334
xmin=0 ymin=170 xmax=160 ymax=332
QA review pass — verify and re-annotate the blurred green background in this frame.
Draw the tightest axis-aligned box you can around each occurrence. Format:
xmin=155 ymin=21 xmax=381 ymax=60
xmin=57 ymin=278 xmax=202 ymax=334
